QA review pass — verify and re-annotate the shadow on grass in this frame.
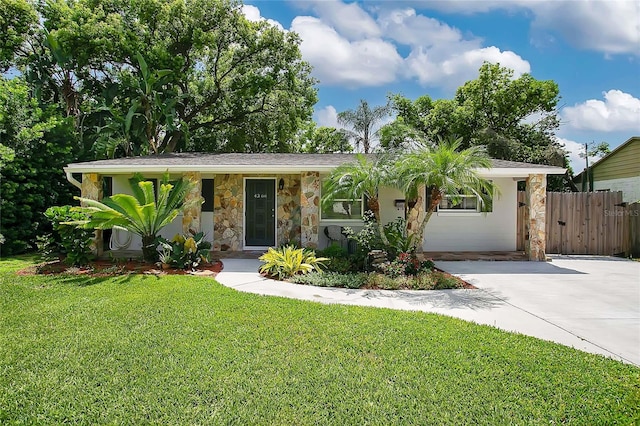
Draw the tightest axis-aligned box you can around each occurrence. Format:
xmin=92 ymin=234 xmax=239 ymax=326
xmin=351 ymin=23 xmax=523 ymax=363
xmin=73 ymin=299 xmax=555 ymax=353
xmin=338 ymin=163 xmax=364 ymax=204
xmin=50 ymin=272 xmax=163 ymax=287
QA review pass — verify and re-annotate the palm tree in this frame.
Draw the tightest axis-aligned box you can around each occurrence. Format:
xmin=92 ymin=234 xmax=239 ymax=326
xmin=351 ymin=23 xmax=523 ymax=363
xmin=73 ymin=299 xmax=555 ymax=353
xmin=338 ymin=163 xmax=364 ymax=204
xmin=322 ymin=154 xmax=393 ymax=245
xmin=337 ymin=100 xmax=390 ymax=153
xmin=73 ymin=172 xmax=201 ymax=262
xmin=394 ymin=136 xmax=496 ymax=251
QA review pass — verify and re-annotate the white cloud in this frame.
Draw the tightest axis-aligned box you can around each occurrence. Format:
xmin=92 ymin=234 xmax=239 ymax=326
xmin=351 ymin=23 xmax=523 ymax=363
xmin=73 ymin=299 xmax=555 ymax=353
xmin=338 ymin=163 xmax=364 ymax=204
xmin=562 ymin=90 xmax=640 ymax=132
xmin=398 ymin=0 xmax=640 ymax=56
xmin=377 ymin=8 xmax=462 ymax=47
xmin=378 ymin=8 xmax=530 ymax=88
xmin=557 ymin=137 xmax=604 ymax=174
xmin=241 ymin=5 xmax=285 ymax=31
xmin=303 ymin=0 xmax=381 ymax=40
xmin=291 ymin=16 xmax=403 ymax=87
xmin=315 ymin=105 xmax=340 ymax=128
xmin=529 ymin=1 xmax=640 ymax=56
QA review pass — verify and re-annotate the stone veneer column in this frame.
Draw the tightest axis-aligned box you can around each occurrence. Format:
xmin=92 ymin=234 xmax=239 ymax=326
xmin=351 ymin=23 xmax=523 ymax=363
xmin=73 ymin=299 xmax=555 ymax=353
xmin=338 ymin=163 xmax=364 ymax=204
xmin=525 ymin=174 xmax=547 ymax=261
xmin=182 ymin=172 xmax=202 ymax=234
xmin=213 ymin=174 xmax=243 ymax=251
xmin=300 ymin=171 xmax=320 ymax=249
xmin=81 ymin=173 xmax=103 ymax=256
xmin=276 ymin=175 xmax=302 ymax=246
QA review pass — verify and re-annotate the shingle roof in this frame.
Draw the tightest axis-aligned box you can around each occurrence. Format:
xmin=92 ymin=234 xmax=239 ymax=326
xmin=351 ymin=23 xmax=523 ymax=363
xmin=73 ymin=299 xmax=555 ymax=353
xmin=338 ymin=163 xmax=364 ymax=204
xmin=67 ymin=152 xmax=564 ymax=170
xmin=69 ymin=153 xmax=366 ymax=168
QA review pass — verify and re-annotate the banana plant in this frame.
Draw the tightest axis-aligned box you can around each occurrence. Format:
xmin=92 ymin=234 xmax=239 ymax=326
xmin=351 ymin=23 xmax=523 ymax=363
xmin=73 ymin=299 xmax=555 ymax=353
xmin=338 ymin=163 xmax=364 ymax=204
xmin=71 ymin=172 xmax=202 ymax=262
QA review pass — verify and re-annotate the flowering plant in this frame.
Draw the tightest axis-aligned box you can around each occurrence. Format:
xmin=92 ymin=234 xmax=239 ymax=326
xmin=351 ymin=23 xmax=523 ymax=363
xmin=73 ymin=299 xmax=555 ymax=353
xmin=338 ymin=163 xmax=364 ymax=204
xmin=385 ymin=251 xmax=435 ymax=277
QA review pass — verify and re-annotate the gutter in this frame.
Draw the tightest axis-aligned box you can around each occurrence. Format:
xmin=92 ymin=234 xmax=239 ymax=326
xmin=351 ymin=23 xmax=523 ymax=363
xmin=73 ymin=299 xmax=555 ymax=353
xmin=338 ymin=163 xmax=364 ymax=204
xmin=64 ymin=168 xmax=82 ymax=190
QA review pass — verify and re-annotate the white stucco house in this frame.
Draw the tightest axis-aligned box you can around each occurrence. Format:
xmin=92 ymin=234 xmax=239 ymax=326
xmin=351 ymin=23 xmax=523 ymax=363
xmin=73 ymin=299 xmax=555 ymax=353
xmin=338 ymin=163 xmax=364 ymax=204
xmin=64 ymin=153 xmax=565 ymax=261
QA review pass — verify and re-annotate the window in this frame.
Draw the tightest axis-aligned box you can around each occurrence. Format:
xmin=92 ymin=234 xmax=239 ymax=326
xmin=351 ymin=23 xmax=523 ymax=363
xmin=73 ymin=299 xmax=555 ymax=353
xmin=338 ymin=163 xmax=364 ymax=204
xmin=320 ymin=187 xmax=364 ymax=221
xmin=438 ymin=195 xmax=479 ymax=211
xmin=427 ymin=183 xmax=493 ymax=213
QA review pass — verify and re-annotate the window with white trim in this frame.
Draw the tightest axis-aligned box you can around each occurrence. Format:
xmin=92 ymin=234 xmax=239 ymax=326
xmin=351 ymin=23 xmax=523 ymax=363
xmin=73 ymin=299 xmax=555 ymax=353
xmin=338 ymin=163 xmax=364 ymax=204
xmin=438 ymin=194 xmax=480 ymax=212
xmin=320 ymin=188 xmax=364 ymax=221
xmin=427 ymin=183 xmax=493 ymax=213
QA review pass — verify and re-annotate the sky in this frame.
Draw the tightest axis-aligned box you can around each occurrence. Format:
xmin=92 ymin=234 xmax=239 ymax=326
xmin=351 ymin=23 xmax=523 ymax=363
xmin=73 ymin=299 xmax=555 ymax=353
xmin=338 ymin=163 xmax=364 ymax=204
xmin=242 ymin=0 xmax=640 ymax=172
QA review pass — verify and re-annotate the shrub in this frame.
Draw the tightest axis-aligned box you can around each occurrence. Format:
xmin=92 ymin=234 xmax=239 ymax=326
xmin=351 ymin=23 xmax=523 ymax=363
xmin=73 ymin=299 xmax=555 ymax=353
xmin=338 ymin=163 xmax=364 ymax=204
xmin=382 ymin=217 xmax=414 ymax=259
xmin=316 ymin=243 xmax=347 ymax=259
xmin=259 ymin=245 xmax=328 ymax=280
xmin=37 ymin=206 xmax=94 ymax=266
xmin=383 ymin=252 xmax=435 ymax=277
xmin=342 ymin=210 xmax=382 ymax=254
xmin=291 ymin=271 xmax=368 ymax=289
xmin=324 ymin=256 xmax=356 ymax=274
xmin=157 ymin=231 xmax=212 ymax=270
xmin=365 ymin=273 xmax=402 ymax=290
xmin=432 ymin=271 xmax=465 ymax=289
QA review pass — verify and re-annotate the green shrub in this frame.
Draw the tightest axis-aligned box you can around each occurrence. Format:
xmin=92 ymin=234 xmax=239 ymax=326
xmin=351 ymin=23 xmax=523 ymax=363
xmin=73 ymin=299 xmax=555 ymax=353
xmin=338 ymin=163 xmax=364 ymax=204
xmin=157 ymin=231 xmax=212 ymax=270
xmin=37 ymin=205 xmax=94 ymax=266
xmin=342 ymin=210 xmax=382 ymax=254
xmin=384 ymin=252 xmax=435 ymax=277
xmin=432 ymin=271 xmax=465 ymax=289
xmin=365 ymin=273 xmax=402 ymax=290
xmin=259 ymin=245 xmax=328 ymax=280
xmin=316 ymin=243 xmax=347 ymax=258
xmin=382 ymin=217 xmax=414 ymax=258
xmin=292 ymin=271 xmax=368 ymax=289
xmin=324 ymin=256 xmax=354 ymax=273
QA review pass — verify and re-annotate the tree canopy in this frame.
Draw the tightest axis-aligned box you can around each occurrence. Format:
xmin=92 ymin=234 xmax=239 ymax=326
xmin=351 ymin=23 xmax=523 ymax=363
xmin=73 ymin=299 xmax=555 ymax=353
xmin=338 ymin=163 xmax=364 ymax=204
xmin=337 ymin=99 xmax=390 ymax=153
xmin=9 ymin=0 xmax=317 ymax=157
xmin=382 ymin=63 xmax=566 ymax=169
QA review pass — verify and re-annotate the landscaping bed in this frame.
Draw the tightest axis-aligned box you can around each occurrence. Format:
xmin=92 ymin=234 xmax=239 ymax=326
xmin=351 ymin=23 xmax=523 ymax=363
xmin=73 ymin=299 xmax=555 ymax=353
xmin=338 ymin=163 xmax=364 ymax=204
xmin=17 ymin=258 xmax=223 ymax=277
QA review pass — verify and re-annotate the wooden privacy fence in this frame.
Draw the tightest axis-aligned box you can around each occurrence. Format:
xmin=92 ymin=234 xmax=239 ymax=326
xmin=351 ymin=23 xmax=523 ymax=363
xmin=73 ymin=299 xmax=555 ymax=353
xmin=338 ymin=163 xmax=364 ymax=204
xmin=517 ymin=191 xmax=640 ymax=256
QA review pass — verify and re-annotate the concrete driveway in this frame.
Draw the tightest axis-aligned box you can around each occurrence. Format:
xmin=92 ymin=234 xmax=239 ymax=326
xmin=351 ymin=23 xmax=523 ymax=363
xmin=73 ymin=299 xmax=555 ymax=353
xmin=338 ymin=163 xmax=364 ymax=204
xmin=436 ymin=256 xmax=640 ymax=366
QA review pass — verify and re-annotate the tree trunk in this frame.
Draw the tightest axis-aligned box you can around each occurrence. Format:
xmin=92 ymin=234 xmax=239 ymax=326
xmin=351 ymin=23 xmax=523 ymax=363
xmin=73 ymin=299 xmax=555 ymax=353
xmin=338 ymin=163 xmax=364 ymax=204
xmin=368 ymin=196 xmax=389 ymax=246
xmin=407 ymin=186 xmax=442 ymax=253
xmin=406 ymin=194 xmax=425 ymax=252
xmin=141 ymin=235 xmax=158 ymax=263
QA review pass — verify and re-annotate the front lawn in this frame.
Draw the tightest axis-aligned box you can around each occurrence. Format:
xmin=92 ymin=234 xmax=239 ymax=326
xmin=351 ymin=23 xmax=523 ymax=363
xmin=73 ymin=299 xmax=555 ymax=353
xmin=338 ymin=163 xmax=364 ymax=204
xmin=1 ymin=257 xmax=638 ymax=424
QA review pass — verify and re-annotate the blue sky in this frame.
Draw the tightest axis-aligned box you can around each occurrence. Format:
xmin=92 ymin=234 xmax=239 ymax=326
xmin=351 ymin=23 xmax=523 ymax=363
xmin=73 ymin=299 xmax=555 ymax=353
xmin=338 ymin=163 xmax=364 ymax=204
xmin=242 ymin=0 xmax=640 ymax=171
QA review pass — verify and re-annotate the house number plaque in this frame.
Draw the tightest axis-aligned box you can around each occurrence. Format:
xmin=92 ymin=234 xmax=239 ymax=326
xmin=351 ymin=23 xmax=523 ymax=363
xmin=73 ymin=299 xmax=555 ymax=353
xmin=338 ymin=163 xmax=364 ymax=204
xmin=254 ymin=193 xmax=267 ymax=199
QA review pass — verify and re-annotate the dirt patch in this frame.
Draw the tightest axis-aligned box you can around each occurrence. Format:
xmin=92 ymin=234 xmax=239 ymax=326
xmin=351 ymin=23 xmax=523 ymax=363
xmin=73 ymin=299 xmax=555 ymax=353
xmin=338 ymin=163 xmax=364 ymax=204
xmin=17 ymin=259 xmax=224 ymax=278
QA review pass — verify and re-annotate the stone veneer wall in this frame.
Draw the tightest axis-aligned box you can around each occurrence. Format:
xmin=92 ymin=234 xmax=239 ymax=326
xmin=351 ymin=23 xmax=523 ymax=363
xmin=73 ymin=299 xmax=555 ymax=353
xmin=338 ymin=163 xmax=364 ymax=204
xmin=213 ymin=174 xmax=243 ymax=251
xmin=182 ymin=171 xmax=202 ymax=234
xmin=277 ymin=175 xmax=302 ymax=246
xmin=211 ymin=173 xmax=308 ymax=251
xmin=525 ymin=173 xmax=547 ymax=261
xmin=81 ymin=173 xmax=103 ymax=255
xmin=300 ymin=171 xmax=321 ymax=249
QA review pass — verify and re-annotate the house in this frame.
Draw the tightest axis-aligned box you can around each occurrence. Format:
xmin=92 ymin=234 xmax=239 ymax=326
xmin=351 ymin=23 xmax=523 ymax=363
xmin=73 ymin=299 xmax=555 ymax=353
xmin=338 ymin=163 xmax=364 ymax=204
xmin=574 ymin=136 xmax=640 ymax=203
xmin=64 ymin=153 xmax=565 ymax=261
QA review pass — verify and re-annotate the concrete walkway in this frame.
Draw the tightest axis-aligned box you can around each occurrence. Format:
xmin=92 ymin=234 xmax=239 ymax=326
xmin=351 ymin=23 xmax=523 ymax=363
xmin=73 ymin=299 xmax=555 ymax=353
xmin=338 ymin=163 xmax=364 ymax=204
xmin=215 ymin=256 xmax=640 ymax=366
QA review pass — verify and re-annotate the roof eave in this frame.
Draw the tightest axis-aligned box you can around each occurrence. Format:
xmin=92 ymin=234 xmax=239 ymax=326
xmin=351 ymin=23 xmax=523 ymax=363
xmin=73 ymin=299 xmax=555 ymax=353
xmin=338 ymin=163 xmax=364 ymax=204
xmin=65 ymin=164 xmax=567 ymax=177
xmin=63 ymin=164 xmax=341 ymax=174
xmin=479 ymin=167 xmax=566 ymax=178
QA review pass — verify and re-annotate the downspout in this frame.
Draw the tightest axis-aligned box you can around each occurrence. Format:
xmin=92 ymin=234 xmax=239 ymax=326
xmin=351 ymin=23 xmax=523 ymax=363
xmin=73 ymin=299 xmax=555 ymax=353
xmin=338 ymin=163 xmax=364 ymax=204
xmin=64 ymin=168 xmax=82 ymax=190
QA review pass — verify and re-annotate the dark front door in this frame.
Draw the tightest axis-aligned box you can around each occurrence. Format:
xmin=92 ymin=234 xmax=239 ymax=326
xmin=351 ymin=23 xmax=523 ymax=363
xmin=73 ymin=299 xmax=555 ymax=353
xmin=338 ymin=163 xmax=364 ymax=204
xmin=245 ymin=179 xmax=276 ymax=247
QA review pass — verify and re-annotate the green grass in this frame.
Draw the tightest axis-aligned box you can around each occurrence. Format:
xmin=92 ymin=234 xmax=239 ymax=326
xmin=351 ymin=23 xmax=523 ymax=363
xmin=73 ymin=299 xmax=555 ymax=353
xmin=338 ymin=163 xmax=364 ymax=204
xmin=1 ymin=256 xmax=639 ymax=424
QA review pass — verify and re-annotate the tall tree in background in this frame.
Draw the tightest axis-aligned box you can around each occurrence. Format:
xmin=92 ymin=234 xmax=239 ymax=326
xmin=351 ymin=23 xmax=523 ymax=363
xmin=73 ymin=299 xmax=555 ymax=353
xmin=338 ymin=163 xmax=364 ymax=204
xmin=298 ymin=123 xmax=352 ymax=153
xmin=382 ymin=63 xmax=567 ymax=189
xmin=0 ymin=77 xmax=76 ymax=255
xmin=9 ymin=0 xmax=317 ymax=157
xmin=338 ymin=100 xmax=390 ymax=153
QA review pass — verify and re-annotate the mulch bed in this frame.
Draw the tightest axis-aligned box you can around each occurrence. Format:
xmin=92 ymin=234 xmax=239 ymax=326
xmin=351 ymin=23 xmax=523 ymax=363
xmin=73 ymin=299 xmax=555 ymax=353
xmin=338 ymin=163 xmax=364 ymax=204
xmin=17 ymin=259 xmax=224 ymax=278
